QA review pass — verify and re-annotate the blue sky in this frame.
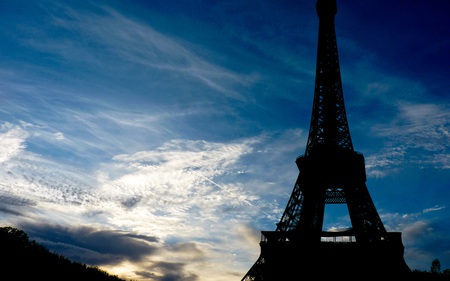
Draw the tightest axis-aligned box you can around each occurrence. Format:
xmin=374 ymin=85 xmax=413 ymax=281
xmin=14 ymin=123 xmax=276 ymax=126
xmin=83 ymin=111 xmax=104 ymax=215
xmin=0 ymin=0 xmax=449 ymax=280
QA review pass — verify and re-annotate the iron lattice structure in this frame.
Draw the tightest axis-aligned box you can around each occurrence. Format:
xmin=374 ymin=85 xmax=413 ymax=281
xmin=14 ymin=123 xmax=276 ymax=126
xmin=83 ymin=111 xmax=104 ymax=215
xmin=242 ymin=1 xmax=410 ymax=280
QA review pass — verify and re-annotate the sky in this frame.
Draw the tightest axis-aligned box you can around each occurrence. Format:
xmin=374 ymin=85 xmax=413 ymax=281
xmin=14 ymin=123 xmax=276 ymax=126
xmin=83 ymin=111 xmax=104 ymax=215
xmin=0 ymin=0 xmax=449 ymax=280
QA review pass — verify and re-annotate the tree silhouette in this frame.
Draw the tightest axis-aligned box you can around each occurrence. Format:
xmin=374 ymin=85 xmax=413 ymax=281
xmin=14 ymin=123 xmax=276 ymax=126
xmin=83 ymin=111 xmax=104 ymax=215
xmin=432 ymin=259 xmax=442 ymax=274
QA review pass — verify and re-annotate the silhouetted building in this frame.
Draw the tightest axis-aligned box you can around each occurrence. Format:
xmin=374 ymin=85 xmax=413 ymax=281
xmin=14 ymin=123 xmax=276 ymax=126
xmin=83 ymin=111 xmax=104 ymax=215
xmin=242 ymin=0 xmax=411 ymax=280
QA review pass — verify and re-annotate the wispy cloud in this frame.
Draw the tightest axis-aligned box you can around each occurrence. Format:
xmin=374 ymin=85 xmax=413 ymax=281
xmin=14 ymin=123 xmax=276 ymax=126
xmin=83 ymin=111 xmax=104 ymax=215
xmin=423 ymin=205 xmax=446 ymax=213
xmin=0 ymin=123 xmax=28 ymax=162
xmin=364 ymin=102 xmax=450 ymax=177
xmin=25 ymin=2 xmax=257 ymax=100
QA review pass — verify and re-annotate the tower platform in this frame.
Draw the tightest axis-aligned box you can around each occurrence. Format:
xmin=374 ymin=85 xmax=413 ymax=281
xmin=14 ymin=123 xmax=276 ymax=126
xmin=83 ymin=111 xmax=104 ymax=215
xmin=248 ymin=231 xmax=411 ymax=280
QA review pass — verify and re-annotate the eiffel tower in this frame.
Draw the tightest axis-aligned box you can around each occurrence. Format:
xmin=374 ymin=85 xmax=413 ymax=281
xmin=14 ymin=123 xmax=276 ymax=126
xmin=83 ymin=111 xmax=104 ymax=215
xmin=242 ymin=0 xmax=411 ymax=280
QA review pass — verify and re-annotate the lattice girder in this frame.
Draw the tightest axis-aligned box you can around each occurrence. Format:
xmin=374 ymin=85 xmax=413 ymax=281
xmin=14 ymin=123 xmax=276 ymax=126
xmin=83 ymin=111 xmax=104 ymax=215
xmin=275 ymin=147 xmax=386 ymax=242
xmin=305 ymin=0 xmax=353 ymax=156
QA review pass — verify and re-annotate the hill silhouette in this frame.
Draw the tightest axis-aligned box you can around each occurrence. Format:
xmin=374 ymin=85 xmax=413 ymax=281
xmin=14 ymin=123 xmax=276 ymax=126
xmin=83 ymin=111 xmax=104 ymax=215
xmin=0 ymin=226 xmax=131 ymax=281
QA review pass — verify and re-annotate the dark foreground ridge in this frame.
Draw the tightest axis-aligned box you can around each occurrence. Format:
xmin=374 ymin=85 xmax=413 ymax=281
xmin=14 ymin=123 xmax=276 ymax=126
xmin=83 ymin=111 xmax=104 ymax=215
xmin=0 ymin=226 xmax=131 ymax=281
xmin=0 ymin=226 xmax=449 ymax=280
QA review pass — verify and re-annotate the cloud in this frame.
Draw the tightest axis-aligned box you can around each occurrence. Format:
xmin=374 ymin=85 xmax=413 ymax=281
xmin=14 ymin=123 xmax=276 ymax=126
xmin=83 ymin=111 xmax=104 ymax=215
xmin=0 ymin=134 xmax=265 ymax=225
xmin=0 ymin=67 xmax=212 ymax=166
xmin=21 ymin=223 xmax=159 ymax=265
xmin=98 ymin=138 xmax=261 ymax=229
xmin=423 ymin=205 xmax=446 ymax=213
xmin=164 ymin=242 xmax=205 ymax=262
xmin=377 ymin=103 xmax=450 ymax=150
xmin=0 ymin=123 xmax=28 ymax=162
xmin=54 ymin=132 xmax=65 ymax=140
xmin=364 ymin=102 xmax=450 ymax=177
xmin=0 ymin=192 xmax=36 ymax=217
xmin=147 ymin=261 xmax=198 ymax=281
xmin=15 ymin=222 xmax=200 ymax=280
xmin=25 ymin=1 xmax=257 ymax=100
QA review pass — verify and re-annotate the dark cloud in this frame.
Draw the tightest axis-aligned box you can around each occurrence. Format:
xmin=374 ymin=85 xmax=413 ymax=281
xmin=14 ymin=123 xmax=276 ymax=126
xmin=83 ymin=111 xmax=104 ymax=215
xmin=0 ymin=194 xmax=36 ymax=216
xmin=18 ymin=222 xmax=160 ymax=265
xmin=0 ymin=206 xmax=23 ymax=216
xmin=121 ymin=195 xmax=142 ymax=209
xmin=165 ymin=242 xmax=205 ymax=261
xmin=133 ymin=242 xmax=204 ymax=280
xmin=147 ymin=261 xmax=198 ymax=281
xmin=0 ymin=193 xmax=36 ymax=207
xmin=125 ymin=233 xmax=159 ymax=243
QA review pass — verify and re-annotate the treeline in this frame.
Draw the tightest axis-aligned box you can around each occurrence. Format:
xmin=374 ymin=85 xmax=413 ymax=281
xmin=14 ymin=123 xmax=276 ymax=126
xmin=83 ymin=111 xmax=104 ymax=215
xmin=0 ymin=226 xmax=131 ymax=281
xmin=411 ymin=259 xmax=450 ymax=281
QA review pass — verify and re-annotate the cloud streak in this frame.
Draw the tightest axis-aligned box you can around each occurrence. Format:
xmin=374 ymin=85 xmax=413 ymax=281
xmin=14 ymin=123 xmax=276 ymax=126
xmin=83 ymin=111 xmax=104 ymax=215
xmin=25 ymin=2 xmax=257 ymax=101
xmin=0 ymin=123 xmax=28 ymax=162
xmin=364 ymin=102 xmax=450 ymax=177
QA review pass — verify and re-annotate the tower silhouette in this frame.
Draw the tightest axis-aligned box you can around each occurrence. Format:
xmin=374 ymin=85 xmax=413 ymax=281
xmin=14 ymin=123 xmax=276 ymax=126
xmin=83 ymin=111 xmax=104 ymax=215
xmin=241 ymin=0 xmax=411 ymax=280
